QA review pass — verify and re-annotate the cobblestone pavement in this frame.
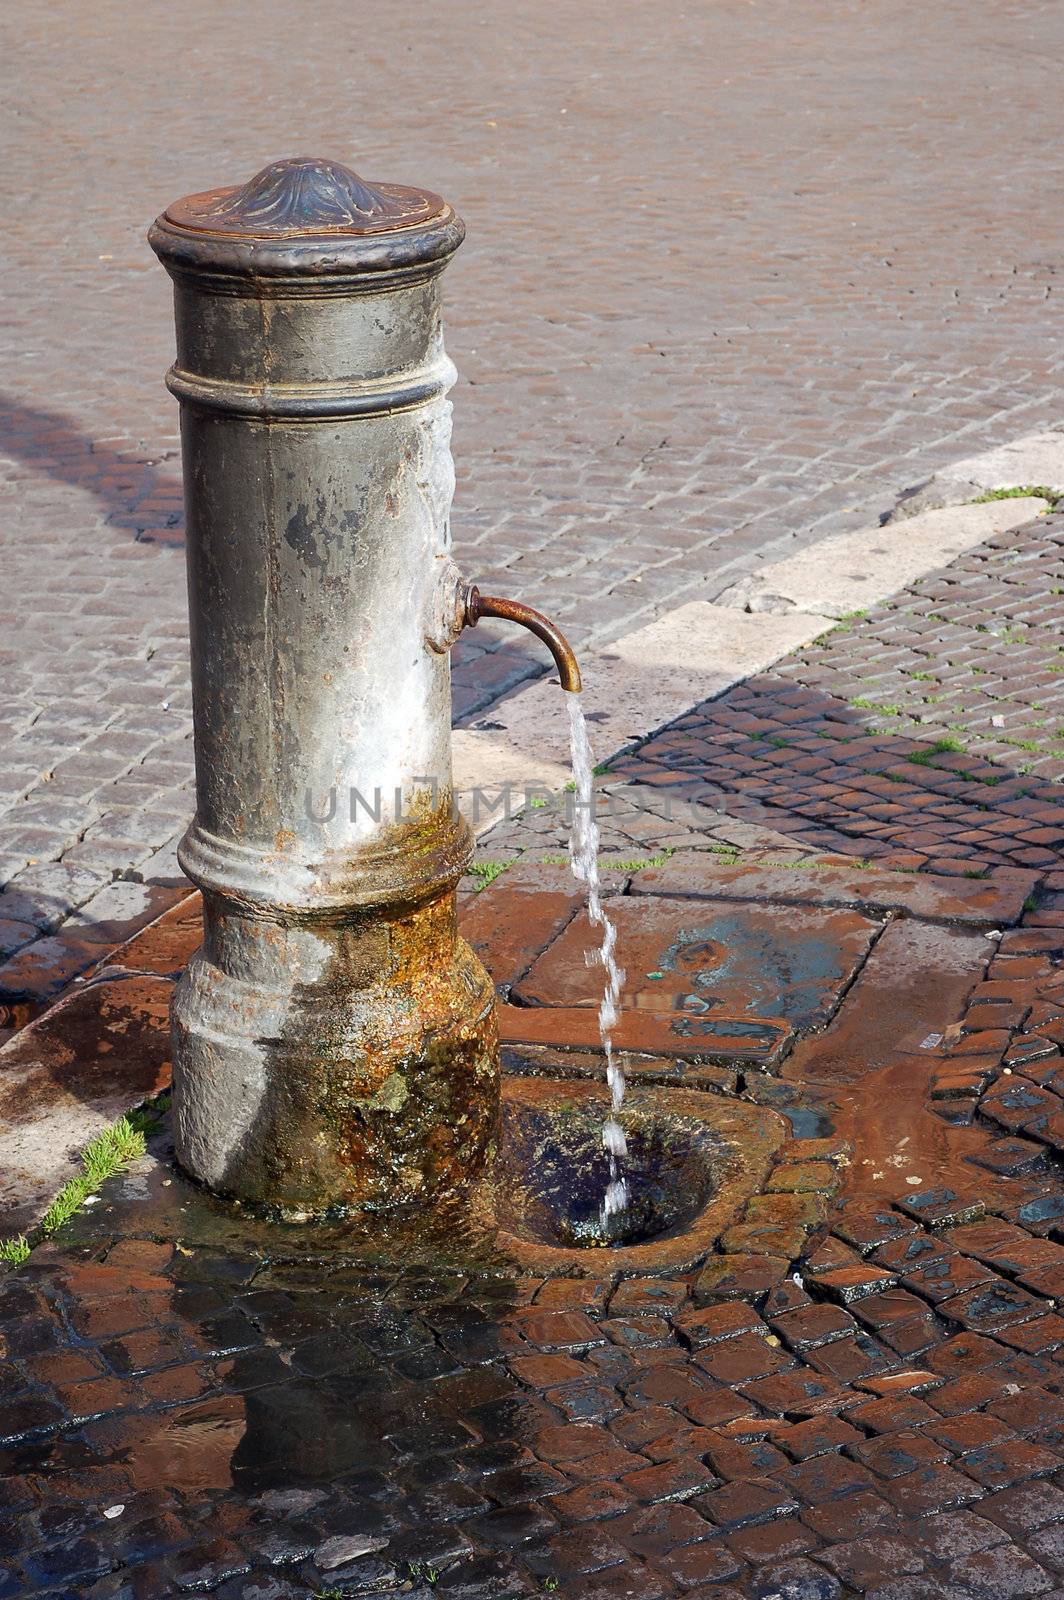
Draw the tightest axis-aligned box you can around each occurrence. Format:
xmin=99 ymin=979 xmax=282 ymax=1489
xmin=8 ymin=519 xmax=1064 ymax=1591
xmin=606 ymin=510 xmax=1064 ymax=877
xmin=8 ymin=841 xmax=1064 ymax=1595
xmin=4 ymin=0 xmax=1064 ymax=898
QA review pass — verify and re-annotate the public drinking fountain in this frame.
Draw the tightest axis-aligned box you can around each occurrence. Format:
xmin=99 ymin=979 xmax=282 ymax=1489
xmin=149 ymin=154 xmax=583 ymax=1217
xmin=150 ymin=154 xmax=792 ymax=1262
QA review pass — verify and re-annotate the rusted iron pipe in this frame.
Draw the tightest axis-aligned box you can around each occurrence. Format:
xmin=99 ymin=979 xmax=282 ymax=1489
xmin=464 ymin=586 xmax=583 ymax=692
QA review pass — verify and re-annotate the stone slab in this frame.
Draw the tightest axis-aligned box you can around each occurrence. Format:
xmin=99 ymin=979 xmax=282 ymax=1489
xmin=0 ymin=975 xmax=174 ymax=1234
xmin=90 ymin=891 xmax=202 ymax=980
xmin=891 ymin=430 xmax=1064 ymax=519
xmin=514 ymin=894 xmax=880 ymax=1035
xmin=0 ymin=881 xmax=191 ymax=1004
xmin=500 ymin=1039 xmax=742 ymax=1093
xmin=784 ymin=919 xmax=988 ymax=1088
xmin=497 ymin=1003 xmax=791 ymax=1070
xmin=630 ymin=856 xmax=1040 ymax=929
xmin=722 ymin=498 xmax=1047 ymax=618
xmin=459 ymin=861 xmax=588 ymax=997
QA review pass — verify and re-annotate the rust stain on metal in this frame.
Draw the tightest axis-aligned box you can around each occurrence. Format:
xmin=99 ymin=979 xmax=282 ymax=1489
xmin=464 ymin=587 xmax=583 ymax=693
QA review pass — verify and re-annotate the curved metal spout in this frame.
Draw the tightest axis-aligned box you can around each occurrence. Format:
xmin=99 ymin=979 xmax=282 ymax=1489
xmin=463 ymin=586 xmax=583 ymax=692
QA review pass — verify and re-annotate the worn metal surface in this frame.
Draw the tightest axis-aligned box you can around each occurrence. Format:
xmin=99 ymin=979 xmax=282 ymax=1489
xmin=151 ymin=156 xmax=499 ymax=1212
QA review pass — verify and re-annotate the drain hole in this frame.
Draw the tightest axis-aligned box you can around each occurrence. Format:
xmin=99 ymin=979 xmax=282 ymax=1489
xmin=496 ymin=1097 xmax=718 ymax=1250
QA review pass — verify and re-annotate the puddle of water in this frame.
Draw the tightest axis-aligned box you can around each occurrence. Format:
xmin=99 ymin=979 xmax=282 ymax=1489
xmin=566 ymin=693 xmax=628 ymax=1223
xmin=779 ymin=1104 xmax=835 ymax=1139
xmin=120 ymin=1398 xmax=245 ymax=1492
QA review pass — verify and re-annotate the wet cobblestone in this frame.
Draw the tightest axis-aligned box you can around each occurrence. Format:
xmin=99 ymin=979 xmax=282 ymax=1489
xmin=9 ymin=1120 xmax=1064 ymax=1598
xmin=6 ymin=831 xmax=1064 ymax=1594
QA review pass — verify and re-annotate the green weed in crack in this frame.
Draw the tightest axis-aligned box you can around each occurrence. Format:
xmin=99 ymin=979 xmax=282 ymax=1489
xmin=469 ymin=859 xmax=513 ymax=890
xmin=0 ymin=1112 xmax=148 ymax=1269
xmin=540 ymin=847 xmax=677 ymax=873
xmin=906 ymin=737 xmax=967 ymax=766
xmin=971 ymin=485 xmax=1060 ymax=507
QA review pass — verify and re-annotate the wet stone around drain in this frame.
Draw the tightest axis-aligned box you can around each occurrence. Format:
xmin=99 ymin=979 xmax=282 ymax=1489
xmin=495 ymin=1095 xmax=719 ymax=1249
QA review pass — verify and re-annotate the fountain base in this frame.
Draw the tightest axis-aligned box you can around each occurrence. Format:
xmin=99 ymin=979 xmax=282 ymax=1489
xmin=171 ymin=894 xmax=499 ymax=1215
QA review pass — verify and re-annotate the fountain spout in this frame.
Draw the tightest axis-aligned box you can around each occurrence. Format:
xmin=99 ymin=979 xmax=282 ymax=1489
xmin=463 ymin=586 xmax=583 ymax=692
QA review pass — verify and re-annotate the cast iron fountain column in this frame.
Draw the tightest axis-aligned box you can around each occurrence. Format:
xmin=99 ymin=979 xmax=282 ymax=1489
xmin=150 ymin=156 xmax=508 ymax=1215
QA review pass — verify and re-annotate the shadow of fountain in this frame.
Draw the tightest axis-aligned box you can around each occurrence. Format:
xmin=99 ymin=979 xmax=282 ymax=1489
xmin=608 ymin=670 xmax=1064 ymax=877
xmin=0 ymin=392 xmax=185 ymax=547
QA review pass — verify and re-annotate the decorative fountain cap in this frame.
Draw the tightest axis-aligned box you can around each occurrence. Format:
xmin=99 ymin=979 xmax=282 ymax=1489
xmin=150 ymin=154 xmax=463 ymax=282
xmin=164 ymin=155 xmax=446 ymax=237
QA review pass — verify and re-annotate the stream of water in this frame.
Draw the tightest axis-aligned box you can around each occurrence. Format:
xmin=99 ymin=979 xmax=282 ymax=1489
xmin=566 ymin=694 xmax=629 ymax=1222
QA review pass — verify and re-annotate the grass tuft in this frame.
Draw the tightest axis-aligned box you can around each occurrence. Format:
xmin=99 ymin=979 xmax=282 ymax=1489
xmin=906 ymin=736 xmax=967 ymax=766
xmin=539 ymin=847 xmax=678 ymax=872
xmin=40 ymin=1117 xmax=146 ymax=1236
xmin=1 ymin=1112 xmax=147 ymax=1268
xmin=971 ymin=484 xmax=1060 ymax=506
xmin=604 ymin=847 xmax=676 ymax=873
xmin=469 ymin=859 xmax=513 ymax=890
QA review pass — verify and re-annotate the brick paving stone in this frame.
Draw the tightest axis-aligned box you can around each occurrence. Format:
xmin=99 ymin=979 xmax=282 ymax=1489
xmin=918 ymin=1509 xmax=1009 ymax=1561
xmin=938 ymin=1280 xmax=1045 ymax=1333
xmin=695 ymin=1333 xmax=795 ymax=1387
xmin=958 ymin=1439 xmax=1063 ymax=1490
xmin=882 ymin=1464 xmax=985 ymax=1519
xmin=848 ymin=1430 xmax=951 ymax=1481
xmin=854 ymin=1371 xmax=942 ymax=1400
xmin=803 ymin=1333 xmax=898 ymax=1386
xmin=692 ymin=1255 xmax=792 ymax=1307
xmin=812 ymin=1265 xmax=899 ymax=1305
xmin=769 ymin=1303 xmax=860 ymax=1351
xmin=779 ymin=1453 xmax=877 ymax=1506
xmin=820 ymin=1534 xmax=927 ymax=1591
xmin=1028 ymin=1523 xmax=1064 ymax=1571
xmin=979 ymin=1482 xmax=1064 ymax=1535
xmin=946 ymin=1545 xmax=1057 ymax=1595
xmin=656 ymin=1538 xmax=744 ymax=1588
xmin=696 ymin=1477 xmax=801 ymax=1532
xmin=610 ymin=1281 xmax=689 ymax=1319
xmin=725 ymin=1516 xmax=820 ymax=1566
xmin=899 ymin=1253 xmax=995 ymax=1303
xmin=778 ymin=1417 xmax=866 ymax=1462
xmin=752 ymin=1557 xmax=847 ymax=1598
xmin=673 ymin=1302 xmax=766 ymax=1347
xmin=739 ymin=1371 xmax=855 ymax=1421
xmin=704 ymin=1435 xmax=791 ymax=1482
xmin=618 ymin=1456 xmax=719 ymax=1505
xmin=548 ymin=1481 xmax=633 ymax=1524
xmin=927 ymin=1411 xmax=1015 ymax=1457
